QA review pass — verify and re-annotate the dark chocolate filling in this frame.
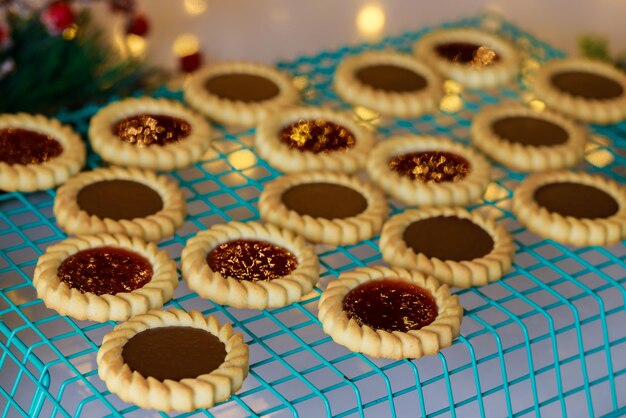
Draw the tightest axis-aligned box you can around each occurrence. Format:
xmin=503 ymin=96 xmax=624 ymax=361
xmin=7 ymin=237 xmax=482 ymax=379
xmin=550 ymin=71 xmax=624 ymax=100
xmin=122 ymin=326 xmax=226 ymax=381
xmin=281 ymin=182 xmax=368 ymax=219
xmin=491 ymin=116 xmax=569 ymax=147
xmin=279 ymin=119 xmax=356 ymax=153
xmin=204 ymin=73 xmax=280 ymax=102
xmin=57 ymin=246 xmax=152 ymax=295
xmin=343 ymin=278 xmax=438 ymax=333
xmin=207 ymin=239 xmax=298 ymax=282
xmin=0 ymin=128 xmax=63 ymax=165
xmin=112 ymin=114 xmax=191 ymax=147
xmin=403 ymin=216 xmax=494 ymax=261
xmin=533 ymin=182 xmax=619 ymax=219
xmin=355 ymin=64 xmax=428 ymax=93
xmin=76 ymin=179 xmax=164 ymax=221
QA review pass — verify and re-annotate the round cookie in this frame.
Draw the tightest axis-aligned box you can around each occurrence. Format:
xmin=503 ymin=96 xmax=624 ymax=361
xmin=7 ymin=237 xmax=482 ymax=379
xmin=471 ymin=103 xmax=587 ymax=172
xmin=512 ymin=171 xmax=626 ymax=246
xmin=33 ymin=234 xmax=178 ymax=322
xmin=334 ymin=51 xmax=443 ymax=118
xmin=97 ymin=308 xmax=249 ymax=412
xmin=54 ymin=166 xmax=186 ymax=242
xmin=379 ymin=207 xmax=515 ymax=287
xmin=89 ymin=97 xmax=212 ymax=170
xmin=318 ymin=266 xmax=463 ymax=359
xmin=181 ymin=221 xmax=319 ymax=309
xmin=259 ymin=171 xmax=388 ymax=246
xmin=184 ymin=61 xmax=299 ymax=127
xmin=255 ymin=106 xmax=375 ymax=173
xmin=413 ymin=28 xmax=519 ymax=88
xmin=366 ymin=135 xmax=491 ymax=207
xmin=530 ymin=58 xmax=626 ymax=124
xmin=0 ymin=113 xmax=85 ymax=192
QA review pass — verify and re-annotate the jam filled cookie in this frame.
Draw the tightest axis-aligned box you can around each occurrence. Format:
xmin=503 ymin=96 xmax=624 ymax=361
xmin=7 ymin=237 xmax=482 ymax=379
xmin=255 ymin=106 xmax=375 ymax=173
xmin=259 ymin=171 xmax=388 ymax=246
xmin=97 ymin=308 xmax=249 ymax=412
xmin=318 ymin=266 xmax=463 ymax=359
xmin=333 ymin=51 xmax=443 ymax=118
xmin=366 ymin=135 xmax=491 ymax=207
xmin=54 ymin=166 xmax=186 ymax=242
xmin=89 ymin=97 xmax=212 ymax=170
xmin=379 ymin=207 xmax=514 ymax=287
xmin=413 ymin=28 xmax=519 ymax=88
xmin=33 ymin=234 xmax=178 ymax=322
xmin=471 ymin=103 xmax=587 ymax=172
xmin=181 ymin=221 xmax=319 ymax=309
xmin=0 ymin=114 xmax=85 ymax=192
xmin=184 ymin=61 xmax=299 ymax=127
xmin=530 ymin=58 xmax=626 ymax=124
xmin=512 ymin=171 xmax=626 ymax=246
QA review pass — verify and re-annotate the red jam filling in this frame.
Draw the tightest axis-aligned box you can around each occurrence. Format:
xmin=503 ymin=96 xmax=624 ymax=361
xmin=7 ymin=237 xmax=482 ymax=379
xmin=0 ymin=128 xmax=63 ymax=165
xmin=343 ymin=279 xmax=438 ymax=333
xmin=57 ymin=246 xmax=153 ymax=295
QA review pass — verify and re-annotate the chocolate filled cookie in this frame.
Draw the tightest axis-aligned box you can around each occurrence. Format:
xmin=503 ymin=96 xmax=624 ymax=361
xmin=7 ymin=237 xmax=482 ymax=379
xmin=334 ymin=51 xmax=443 ymax=118
xmin=530 ymin=58 xmax=626 ymax=124
xmin=471 ymin=103 xmax=587 ymax=172
xmin=379 ymin=207 xmax=515 ymax=287
xmin=513 ymin=171 xmax=626 ymax=246
xmin=97 ymin=308 xmax=249 ymax=412
xmin=54 ymin=166 xmax=186 ymax=242
xmin=184 ymin=61 xmax=299 ymax=127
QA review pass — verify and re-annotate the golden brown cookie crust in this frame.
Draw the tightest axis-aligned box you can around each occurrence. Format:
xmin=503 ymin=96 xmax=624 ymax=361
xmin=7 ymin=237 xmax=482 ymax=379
xmin=333 ymin=51 xmax=443 ymax=118
xmin=471 ymin=103 xmax=587 ymax=172
xmin=529 ymin=58 xmax=626 ymax=124
xmin=259 ymin=171 xmax=389 ymax=246
xmin=366 ymin=135 xmax=492 ymax=207
xmin=318 ymin=266 xmax=463 ymax=359
xmin=97 ymin=308 xmax=249 ymax=412
xmin=184 ymin=61 xmax=300 ymax=127
xmin=379 ymin=207 xmax=515 ymax=287
xmin=181 ymin=221 xmax=319 ymax=309
xmin=0 ymin=113 xmax=86 ymax=192
xmin=413 ymin=28 xmax=519 ymax=88
xmin=512 ymin=171 xmax=626 ymax=246
xmin=54 ymin=166 xmax=186 ymax=242
xmin=254 ymin=106 xmax=375 ymax=174
xmin=33 ymin=234 xmax=178 ymax=322
xmin=89 ymin=97 xmax=212 ymax=170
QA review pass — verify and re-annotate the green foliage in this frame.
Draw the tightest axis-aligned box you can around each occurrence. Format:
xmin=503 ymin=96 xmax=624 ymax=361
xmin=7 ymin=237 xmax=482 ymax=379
xmin=577 ymin=34 xmax=612 ymax=63
xmin=0 ymin=11 xmax=149 ymax=115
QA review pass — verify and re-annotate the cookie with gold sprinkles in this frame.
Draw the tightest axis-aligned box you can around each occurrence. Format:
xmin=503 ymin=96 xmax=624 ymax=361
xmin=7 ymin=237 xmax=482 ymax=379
xmin=89 ymin=97 xmax=212 ymax=170
xmin=182 ymin=221 xmax=319 ymax=309
xmin=366 ymin=135 xmax=491 ymax=207
xmin=255 ymin=106 xmax=375 ymax=173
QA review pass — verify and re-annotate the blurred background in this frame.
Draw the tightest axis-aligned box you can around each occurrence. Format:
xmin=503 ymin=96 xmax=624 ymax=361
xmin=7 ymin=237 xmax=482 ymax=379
xmin=99 ymin=0 xmax=626 ymax=68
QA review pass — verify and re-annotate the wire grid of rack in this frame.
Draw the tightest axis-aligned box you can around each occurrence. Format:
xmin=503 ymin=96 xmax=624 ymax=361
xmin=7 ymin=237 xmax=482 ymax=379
xmin=1 ymin=14 xmax=626 ymax=418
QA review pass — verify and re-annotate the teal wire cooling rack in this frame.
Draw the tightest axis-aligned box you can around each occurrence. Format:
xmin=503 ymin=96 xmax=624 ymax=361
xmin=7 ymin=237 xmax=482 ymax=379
xmin=1 ymin=14 xmax=626 ymax=418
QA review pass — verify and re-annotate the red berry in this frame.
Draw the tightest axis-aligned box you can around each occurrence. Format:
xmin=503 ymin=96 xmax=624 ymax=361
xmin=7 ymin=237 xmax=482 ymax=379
xmin=0 ymin=20 xmax=10 ymax=49
xmin=40 ymin=1 xmax=76 ymax=35
xmin=127 ymin=13 xmax=149 ymax=37
xmin=180 ymin=51 xmax=203 ymax=73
